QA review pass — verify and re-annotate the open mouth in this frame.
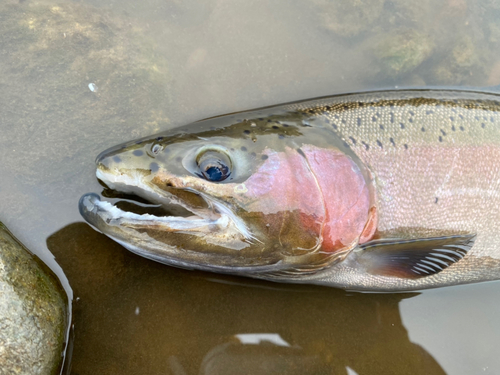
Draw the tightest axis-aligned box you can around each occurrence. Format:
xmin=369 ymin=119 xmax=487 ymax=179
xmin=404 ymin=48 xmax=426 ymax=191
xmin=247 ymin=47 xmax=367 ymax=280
xmin=79 ymin=167 xmax=254 ymax=242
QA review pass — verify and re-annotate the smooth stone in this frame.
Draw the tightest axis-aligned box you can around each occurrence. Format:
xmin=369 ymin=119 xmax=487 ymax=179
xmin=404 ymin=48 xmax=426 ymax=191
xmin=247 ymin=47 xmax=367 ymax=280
xmin=0 ymin=223 xmax=69 ymax=375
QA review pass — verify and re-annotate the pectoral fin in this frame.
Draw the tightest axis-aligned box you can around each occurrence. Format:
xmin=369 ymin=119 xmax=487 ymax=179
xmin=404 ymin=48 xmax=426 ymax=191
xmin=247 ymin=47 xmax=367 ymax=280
xmin=355 ymin=234 xmax=476 ymax=279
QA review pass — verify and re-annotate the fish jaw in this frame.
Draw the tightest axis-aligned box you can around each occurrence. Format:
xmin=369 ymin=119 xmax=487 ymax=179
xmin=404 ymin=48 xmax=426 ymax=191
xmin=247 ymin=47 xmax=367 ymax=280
xmin=78 ymin=193 xmax=269 ymax=271
xmin=78 ymin=162 xmax=280 ymax=271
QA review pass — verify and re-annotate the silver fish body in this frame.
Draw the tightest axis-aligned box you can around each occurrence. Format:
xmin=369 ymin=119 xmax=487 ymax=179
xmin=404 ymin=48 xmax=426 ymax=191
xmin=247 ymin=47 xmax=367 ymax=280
xmin=80 ymin=90 xmax=500 ymax=291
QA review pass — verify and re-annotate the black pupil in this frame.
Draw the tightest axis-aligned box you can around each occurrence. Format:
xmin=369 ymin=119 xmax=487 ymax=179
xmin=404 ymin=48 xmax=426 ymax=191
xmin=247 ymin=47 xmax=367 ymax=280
xmin=203 ymin=162 xmax=229 ymax=181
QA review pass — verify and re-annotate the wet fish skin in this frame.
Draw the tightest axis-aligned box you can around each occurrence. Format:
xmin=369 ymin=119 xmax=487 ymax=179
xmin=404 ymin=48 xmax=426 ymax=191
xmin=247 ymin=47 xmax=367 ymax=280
xmin=80 ymin=90 xmax=500 ymax=291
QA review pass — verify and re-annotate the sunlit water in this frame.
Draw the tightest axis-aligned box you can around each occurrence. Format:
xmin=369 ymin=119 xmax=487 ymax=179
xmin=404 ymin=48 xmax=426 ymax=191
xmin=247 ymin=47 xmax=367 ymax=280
xmin=1 ymin=0 xmax=500 ymax=373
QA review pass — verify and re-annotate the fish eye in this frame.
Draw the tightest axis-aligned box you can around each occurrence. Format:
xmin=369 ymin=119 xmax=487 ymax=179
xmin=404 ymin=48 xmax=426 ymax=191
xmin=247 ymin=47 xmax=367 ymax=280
xmin=196 ymin=149 xmax=232 ymax=182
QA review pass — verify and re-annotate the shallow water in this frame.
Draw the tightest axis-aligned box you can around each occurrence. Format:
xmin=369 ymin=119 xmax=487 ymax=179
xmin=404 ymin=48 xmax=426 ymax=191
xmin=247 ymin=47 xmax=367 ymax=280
xmin=1 ymin=0 xmax=500 ymax=373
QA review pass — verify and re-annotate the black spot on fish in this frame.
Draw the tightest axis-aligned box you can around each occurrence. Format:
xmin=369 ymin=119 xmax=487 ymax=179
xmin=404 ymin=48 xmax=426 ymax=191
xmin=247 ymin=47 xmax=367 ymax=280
xmin=435 ymin=197 xmax=439 ymax=204
xmin=409 ymin=111 xmax=415 ymax=116
xmin=460 ymin=126 xmax=465 ymax=131
xmin=272 ymin=125 xmax=279 ymax=129
xmin=113 ymin=156 xmax=121 ymax=163
xmin=459 ymin=114 xmax=464 ymax=120
xmin=380 ymin=124 xmax=384 ymax=130
xmin=482 ymin=123 xmax=486 ymax=128
xmin=334 ymin=115 xmax=340 ymax=120
xmin=451 ymin=125 xmax=456 ymax=131
xmin=343 ymin=141 xmax=349 ymax=148
xmin=251 ymin=152 xmax=256 ymax=157
xmin=404 ymin=144 xmax=408 ymax=150
xmin=390 ymin=138 xmax=395 ymax=146
xmin=376 ymin=140 xmax=383 ymax=148
xmin=267 ymin=119 xmax=273 ymax=122
xmin=243 ymin=130 xmax=251 ymax=135
xmin=390 ymin=113 xmax=395 ymax=123
xmin=150 ymin=162 xmax=159 ymax=172
xmin=241 ymin=146 xmax=247 ymax=151
xmin=475 ymin=116 xmax=480 ymax=120
xmin=491 ymin=117 xmax=495 ymax=122
xmin=283 ymin=124 xmax=289 ymax=127
xmin=349 ymin=136 xmax=357 ymax=145
xmin=325 ymin=106 xmax=332 ymax=110
xmin=325 ymin=119 xmax=331 ymax=124
xmin=133 ymin=150 xmax=144 ymax=156
xmin=278 ymin=134 xmax=285 ymax=139
xmin=409 ymin=118 xmax=414 ymax=123
xmin=400 ymin=123 xmax=405 ymax=129
xmin=426 ymin=110 xmax=434 ymax=115
xmin=332 ymin=123 xmax=338 ymax=130
xmin=439 ymin=136 xmax=443 ymax=142
xmin=451 ymin=108 xmax=457 ymax=113
xmin=261 ymin=155 xmax=269 ymax=160
xmin=258 ymin=118 xmax=264 ymax=121
xmin=231 ymin=148 xmax=235 ymax=151
xmin=359 ymin=102 xmax=364 ymax=107
xmin=361 ymin=141 xmax=369 ymax=150
xmin=441 ymin=129 xmax=446 ymax=136
xmin=357 ymin=118 xmax=362 ymax=126
xmin=135 ymin=141 xmax=142 ymax=145
xmin=421 ymin=127 xmax=425 ymax=132
xmin=156 ymin=136 xmax=164 ymax=141
xmin=372 ymin=116 xmax=377 ymax=122
xmin=210 ymin=126 xmax=216 ymax=130
xmin=341 ymin=119 xmax=346 ymax=124
xmin=450 ymin=116 xmax=455 ymax=121
xmin=176 ymin=157 xmax=182 ymax=162
xmin=343 ymin=105 xmax=349 ymax=110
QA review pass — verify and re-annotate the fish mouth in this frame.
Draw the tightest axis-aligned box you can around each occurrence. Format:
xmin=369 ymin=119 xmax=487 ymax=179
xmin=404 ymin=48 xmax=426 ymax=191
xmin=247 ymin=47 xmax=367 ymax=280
xmin=78 ymin=167 xmax=277 ymax=273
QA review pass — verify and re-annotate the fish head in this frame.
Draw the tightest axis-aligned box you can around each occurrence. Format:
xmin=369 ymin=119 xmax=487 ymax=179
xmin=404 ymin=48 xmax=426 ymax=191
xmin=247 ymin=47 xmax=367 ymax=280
xmin=79 ymin=114 xmax=376 ymax=276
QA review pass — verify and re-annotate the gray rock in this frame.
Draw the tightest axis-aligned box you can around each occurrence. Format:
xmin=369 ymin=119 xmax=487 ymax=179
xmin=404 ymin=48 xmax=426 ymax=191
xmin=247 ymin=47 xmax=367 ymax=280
xmin=0 ymin=223 xmax=69 ymax=375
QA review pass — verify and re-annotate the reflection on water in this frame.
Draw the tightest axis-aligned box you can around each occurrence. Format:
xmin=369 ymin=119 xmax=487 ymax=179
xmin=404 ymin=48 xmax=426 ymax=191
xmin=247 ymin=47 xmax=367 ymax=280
xmin=47 ymin=223 xmax=445 ymax=374
xmin=0 ymin=0 xmax=500 ymax=373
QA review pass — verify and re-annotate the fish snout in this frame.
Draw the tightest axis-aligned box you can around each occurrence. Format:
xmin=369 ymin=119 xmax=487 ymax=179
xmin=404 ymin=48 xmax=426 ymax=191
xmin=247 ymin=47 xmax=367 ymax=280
xmin=78 ymin=193 xmax=101 ymax=222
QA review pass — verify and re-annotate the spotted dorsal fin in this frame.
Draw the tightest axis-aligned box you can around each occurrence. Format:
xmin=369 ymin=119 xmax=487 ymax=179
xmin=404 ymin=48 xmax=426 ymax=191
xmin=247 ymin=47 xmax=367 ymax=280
xmin=355 ymin=234 xmax=476 ymax=279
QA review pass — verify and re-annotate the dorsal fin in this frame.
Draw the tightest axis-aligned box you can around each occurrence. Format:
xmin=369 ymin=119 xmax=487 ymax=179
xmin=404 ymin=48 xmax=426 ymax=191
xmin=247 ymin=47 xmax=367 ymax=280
xmin=355 ymin=234 xmax=476 ymax=279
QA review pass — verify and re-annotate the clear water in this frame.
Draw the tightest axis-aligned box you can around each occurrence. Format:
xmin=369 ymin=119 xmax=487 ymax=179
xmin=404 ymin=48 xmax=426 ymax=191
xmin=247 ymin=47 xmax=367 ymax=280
xmin=1 ymin=0 xmax=500 ymax=373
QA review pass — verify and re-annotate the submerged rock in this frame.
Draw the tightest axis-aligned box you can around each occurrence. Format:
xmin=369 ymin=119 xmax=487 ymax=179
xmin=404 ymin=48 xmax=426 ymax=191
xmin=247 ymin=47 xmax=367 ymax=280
xmin=373 ymin=28 xmax=434 ymax=78
xmin=0 ymin=223 xmax=69 ymax=375
xmin=312 ymin=0 xmax=385 ymax=38
xmin=429 ymin=34 xmax=487 ymax=85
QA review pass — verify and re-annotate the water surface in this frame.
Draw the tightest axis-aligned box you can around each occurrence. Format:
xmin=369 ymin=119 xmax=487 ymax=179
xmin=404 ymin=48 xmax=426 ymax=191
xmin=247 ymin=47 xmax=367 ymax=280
xmin=1 ymin=0 xmax=500 ymax=373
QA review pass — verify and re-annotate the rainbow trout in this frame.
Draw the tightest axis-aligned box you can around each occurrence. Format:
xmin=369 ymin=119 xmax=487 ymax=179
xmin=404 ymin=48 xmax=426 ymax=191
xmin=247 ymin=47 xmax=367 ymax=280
xmin=79 ymin=90 xmax=500 ymax=291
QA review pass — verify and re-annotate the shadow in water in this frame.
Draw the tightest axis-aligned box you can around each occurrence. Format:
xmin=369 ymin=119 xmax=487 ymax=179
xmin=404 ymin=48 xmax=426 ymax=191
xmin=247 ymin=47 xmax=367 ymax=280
xmin=48 ymin=223 xmax=445 ymax=375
